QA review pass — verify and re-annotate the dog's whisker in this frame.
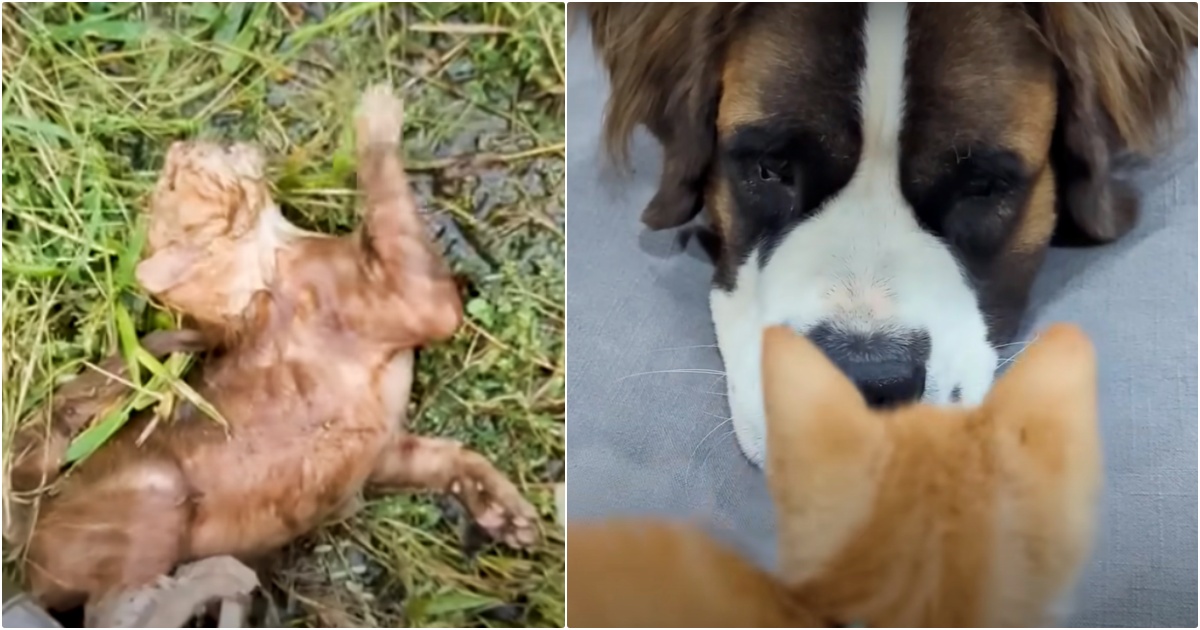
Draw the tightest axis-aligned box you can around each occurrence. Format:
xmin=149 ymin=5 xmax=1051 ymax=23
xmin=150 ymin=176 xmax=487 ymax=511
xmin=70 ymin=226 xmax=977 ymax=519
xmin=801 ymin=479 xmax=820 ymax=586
xmin=697 ymin=429 xmax=737 ymax=474
xmin=644 ymin=344 xmax=721 ymax=353
xmin=686 ymin=418 xmax=733 ymax=486
xmin=690 ymin=418 xmax=733 ymax=460
xmin=683 ymin=384 xmax=730 ymax=398
xmin=997 ymin=340 xmax=1036 ymax=368
xmin=616 ymin=369 xmax=727 ymax=382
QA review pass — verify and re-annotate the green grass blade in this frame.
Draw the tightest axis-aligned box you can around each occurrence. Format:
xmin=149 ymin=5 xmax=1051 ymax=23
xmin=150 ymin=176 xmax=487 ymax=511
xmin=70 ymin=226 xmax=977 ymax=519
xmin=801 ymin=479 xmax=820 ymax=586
xmin=215 ymin=3 xmax=250 ymax=75
xmin=48 ymin=18 xmax=147 ymax=43
xmin=133 ymin=346 xmax=226 ymax=427
xmin=408 ymin=591 xmax=503 ymax=621
xmin=65 ymin=400 xmax=131 ymax=463
xmin=114 ymin=302 xmax=142 ymax=387
xmin=3 ymin=116 xmax=72 ymax=143
xmin=114 ymin=221 xmax=147 ymax=289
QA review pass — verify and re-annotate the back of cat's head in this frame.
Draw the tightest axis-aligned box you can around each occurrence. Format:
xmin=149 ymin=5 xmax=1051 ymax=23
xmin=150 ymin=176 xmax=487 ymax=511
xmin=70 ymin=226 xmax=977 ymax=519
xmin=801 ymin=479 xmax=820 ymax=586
xmin=760 ymin=324 xmax=1101 ymax=626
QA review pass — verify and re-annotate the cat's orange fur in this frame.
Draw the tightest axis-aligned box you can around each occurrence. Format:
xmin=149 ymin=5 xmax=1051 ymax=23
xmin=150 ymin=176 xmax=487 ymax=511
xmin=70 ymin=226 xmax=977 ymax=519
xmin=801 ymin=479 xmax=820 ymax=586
xmin=567 ymin=323 xmax=1101 ymax=627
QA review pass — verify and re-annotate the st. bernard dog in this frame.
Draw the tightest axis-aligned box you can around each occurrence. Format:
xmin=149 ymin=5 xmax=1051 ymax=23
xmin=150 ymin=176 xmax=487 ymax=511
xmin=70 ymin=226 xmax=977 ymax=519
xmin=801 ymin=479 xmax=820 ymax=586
xmin=584 ymin=3 xmax=1197 ymax=465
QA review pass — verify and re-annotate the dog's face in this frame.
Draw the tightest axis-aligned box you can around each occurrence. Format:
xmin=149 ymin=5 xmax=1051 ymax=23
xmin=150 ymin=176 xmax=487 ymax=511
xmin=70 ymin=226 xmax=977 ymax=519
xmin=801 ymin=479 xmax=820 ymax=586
xmin=589 ymin=3 xmax=1195 ymax=464
xmin=711 ymin=4 xmax=1056 ymax=462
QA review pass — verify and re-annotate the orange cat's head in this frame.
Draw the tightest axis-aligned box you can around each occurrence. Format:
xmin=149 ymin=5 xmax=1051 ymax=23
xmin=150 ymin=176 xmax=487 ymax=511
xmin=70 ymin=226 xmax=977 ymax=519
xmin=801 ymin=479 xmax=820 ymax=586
xmin=136 ymin=141 xmax=301 ymax=333
xmin=761 ymin=323 xmax=1102 ymax=627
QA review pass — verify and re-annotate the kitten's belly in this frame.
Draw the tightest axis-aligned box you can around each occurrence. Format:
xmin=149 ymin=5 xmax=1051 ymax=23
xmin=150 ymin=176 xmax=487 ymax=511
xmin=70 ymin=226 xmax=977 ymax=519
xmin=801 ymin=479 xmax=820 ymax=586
xmin=380 ymin=349 xmax=415 ymax=429
xmin=180 ymin=353 xmax=409 ymax=559
xmin=182 ymin=423 xmax=390 ymax=558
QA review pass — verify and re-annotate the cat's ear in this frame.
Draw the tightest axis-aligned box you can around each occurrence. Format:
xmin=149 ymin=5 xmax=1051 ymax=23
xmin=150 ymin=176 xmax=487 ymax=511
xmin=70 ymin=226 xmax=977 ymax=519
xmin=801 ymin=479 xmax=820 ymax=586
xmin=984 ymin=323 xmax=1097 ymax=424
xmin=136 ymin=246 xmax=202 ymax=295
xmin=983 ymin=323 xmax=1101 ymax=499
xmin=761 ymin=325 xmax=873 ymax=447
xmin=761 ymin=325 xmax=885 ymax=583
xmin=983 ymin=326 xmax=1103 ymax=575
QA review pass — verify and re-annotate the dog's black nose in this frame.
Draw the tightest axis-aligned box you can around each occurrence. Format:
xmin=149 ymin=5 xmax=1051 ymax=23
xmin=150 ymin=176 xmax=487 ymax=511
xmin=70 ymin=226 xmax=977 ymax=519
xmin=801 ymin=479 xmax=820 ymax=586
xmin=806 ymin=324 xmax=931 ymax=408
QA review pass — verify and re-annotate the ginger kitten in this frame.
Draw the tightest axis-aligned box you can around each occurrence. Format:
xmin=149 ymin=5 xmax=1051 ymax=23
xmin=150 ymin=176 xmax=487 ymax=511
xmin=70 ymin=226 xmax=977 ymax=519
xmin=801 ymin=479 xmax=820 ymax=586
xmin=567 ymin=323 xmax=1101 ymax=627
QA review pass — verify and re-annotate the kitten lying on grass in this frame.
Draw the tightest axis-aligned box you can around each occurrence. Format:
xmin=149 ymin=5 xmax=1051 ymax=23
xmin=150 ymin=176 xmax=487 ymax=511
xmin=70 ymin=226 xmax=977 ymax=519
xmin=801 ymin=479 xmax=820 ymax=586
xmin=7 ymin=84 xmax=539 ymax=627
xmin=569 ymin=323 xmax=1101 ymax=627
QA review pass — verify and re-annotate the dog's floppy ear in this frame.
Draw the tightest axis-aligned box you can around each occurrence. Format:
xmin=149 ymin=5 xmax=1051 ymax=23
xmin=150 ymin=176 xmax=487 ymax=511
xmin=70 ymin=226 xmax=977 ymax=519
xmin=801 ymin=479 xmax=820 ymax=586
xmin=1030 ymin=3 xmax=1197 ymax=245
xmin=586 ymin=4 xmax=744 ymax=230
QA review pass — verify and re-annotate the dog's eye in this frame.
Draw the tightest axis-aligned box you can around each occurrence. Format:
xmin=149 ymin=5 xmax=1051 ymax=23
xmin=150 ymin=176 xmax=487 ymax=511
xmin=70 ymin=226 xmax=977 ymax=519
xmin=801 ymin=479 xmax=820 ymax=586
xmin=961 ymin=176 xmax=1002 ymax=199
xmin=758 ymin=158 xmax=792 ymax=185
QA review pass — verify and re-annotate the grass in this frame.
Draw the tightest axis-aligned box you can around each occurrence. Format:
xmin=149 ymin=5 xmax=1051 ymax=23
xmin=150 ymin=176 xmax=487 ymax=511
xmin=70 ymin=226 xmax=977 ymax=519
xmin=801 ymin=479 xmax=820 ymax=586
xmin=1 ymin=2 xmax=564 ymax=627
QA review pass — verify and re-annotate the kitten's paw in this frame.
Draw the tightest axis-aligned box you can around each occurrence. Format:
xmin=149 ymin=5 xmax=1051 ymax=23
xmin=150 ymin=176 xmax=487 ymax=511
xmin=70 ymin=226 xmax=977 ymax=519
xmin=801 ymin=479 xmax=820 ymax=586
xmin=356 ymin=83 xmax=405 ymax=148
xmin=450 ymin=468 xmax=540 ymax=549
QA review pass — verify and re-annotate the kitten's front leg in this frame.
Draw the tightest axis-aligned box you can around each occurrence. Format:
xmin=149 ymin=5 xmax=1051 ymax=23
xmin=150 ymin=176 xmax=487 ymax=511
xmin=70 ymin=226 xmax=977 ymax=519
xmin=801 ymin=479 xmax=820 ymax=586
xmin=353 ymin=84 xmax=463 ymax=346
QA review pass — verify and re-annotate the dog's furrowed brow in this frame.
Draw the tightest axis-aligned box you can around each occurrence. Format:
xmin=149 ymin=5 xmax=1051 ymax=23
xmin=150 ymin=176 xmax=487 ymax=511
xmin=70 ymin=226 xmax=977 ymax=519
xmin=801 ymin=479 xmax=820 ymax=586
xmin=905 ymin=145 xmax=1031 ymax=205
xmin=722 ymin=121 xmax=822 ymax=160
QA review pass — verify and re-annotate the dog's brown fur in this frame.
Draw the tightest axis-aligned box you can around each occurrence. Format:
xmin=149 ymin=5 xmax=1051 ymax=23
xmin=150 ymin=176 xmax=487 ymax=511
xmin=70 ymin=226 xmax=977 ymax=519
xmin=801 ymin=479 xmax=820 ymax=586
xmin=587 ymin=3 xmax=748 ymax=230
xmin=568 ymin=323 xmax=1101 ymax=627
xmin=1032 ymin=3 xmax=1198 ymax=244
xmin=6 ymin=85 xmax=539 ymax=619
xmin=585 ymin=3 xmax=1196 ymax=243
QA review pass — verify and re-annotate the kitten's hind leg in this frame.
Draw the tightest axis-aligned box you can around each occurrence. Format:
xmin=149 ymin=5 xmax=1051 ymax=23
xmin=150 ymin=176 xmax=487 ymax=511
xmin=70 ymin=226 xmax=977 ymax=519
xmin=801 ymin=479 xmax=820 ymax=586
xmin=6 ymin=330 xmax=208 ymax=545
xmin=368 ymin=435 xmax=540 ymax=548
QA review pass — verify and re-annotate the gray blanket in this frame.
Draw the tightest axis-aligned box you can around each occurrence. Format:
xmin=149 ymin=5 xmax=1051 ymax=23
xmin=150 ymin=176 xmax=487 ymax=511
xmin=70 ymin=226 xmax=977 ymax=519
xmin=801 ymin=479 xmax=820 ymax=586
xmin=565 ymin=24 xmax=1198 ymax=627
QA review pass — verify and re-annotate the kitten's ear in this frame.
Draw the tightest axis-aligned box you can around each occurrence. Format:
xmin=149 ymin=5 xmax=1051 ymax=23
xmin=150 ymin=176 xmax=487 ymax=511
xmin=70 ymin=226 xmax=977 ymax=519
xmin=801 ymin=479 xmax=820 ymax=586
xmin=761 ymin=325 xmax=884 ymax=583
xmin=136 ymin=246 xmax=202 ymax=295
xmin=983 ymin=323 xmax=1101 ymax=503
xmin=983 ymin=326 xmax=1102 ymax=577
xmin=984 ymin=323 xmax=1097 ymax=421
xmin=761 ymin=325 xmax=872 ymax=447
